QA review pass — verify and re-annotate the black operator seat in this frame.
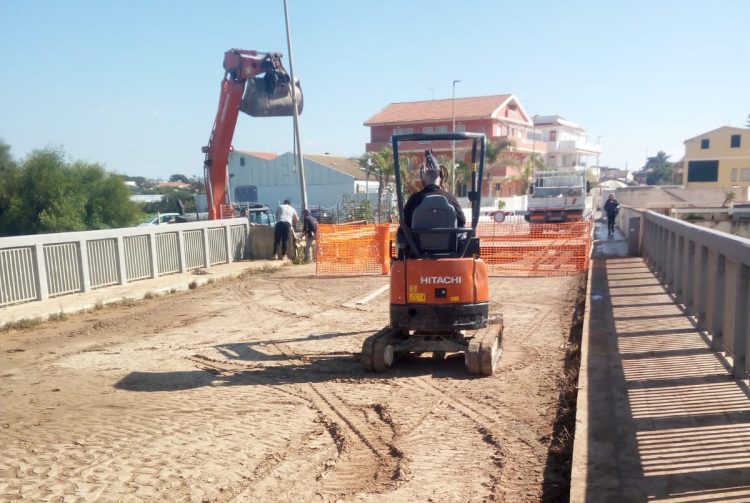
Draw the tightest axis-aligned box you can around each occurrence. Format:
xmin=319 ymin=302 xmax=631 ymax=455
xmin=410 ymin=195 xmax=458 ymax=255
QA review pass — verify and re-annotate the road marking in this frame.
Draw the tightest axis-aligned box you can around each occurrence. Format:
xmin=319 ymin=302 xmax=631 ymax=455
xmin=343 ymin=284 xmax=389 ymax=308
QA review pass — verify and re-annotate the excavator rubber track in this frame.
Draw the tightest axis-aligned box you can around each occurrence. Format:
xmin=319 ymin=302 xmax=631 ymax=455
xmin=361 ymin=315 xmax=503 ymax=376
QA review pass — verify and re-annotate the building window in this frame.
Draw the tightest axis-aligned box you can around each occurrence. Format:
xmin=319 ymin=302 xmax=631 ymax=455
xmin=494 ymin=182 xmax=501 ymax=191
xmin=240 ymin=157 xmax=245 ymax=166
xmin=687 ymin=160 xmax=719 ymax=182
xmin=394 ymin=127 xmax=414 ymax=135
xmin=700 ymin=139 xmax=710 ymax=149
xmin=731 ymin=168 xmax=738 ymax=181
xmin=456 ymin=124 xmax=466 ymax=133
xmin=422 ymin=126 xmax=434 ymax=134
xmin=435 ymin=125 xmax=448 ymax=134
xmin=741 ymin=168 xmax=750 ymax=182
xmin=731 ymin=134 xmax=741 ymax=148
xmin=549 ymin=130 xmax=557 ymax=141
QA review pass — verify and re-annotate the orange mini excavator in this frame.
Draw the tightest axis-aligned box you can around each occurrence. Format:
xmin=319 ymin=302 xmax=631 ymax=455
xmin=361 ymin=132 xmax=504 ymax=376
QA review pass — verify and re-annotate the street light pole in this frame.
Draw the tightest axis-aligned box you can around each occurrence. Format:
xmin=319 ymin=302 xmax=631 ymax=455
xmin=451 ymin=79 xmax=460 ymax=193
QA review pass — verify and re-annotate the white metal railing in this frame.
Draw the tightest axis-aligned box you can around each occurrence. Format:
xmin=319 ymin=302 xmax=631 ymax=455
xmin=0 ymin=247 xmax=37 ymax=305
xmin=87 ymin=238 xmax=119 ymax=289
xmin=641 ymin=211 xmax=750 ymax=378
xmin=44 ymin=243 xmax=81 ymax=297
xmin=0 ymin=218 xmax=249 ymax=307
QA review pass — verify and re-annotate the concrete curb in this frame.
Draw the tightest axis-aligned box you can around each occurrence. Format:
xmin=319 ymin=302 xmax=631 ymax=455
xmin=569 ymin=258 xmax=595 ymax=502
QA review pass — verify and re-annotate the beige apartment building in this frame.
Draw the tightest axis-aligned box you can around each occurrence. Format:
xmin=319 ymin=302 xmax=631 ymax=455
xmin=683 ymin=126 xmax=750 ymax=189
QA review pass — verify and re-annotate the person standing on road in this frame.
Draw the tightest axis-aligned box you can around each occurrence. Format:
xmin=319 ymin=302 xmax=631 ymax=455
xmin=603 ymin=193 xmax=620 ymax=237
xmin=301 ymin=209 xmax=318 ymax=263
xmin=274 ymin=199 xmax=298 ymax=260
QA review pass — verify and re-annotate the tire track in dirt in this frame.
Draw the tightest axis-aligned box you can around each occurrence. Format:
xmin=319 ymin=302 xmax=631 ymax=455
xmin=1 ymin=385 xmax=317 ymax=502
xmin=2 ymin=267 xmax=579 ymax=503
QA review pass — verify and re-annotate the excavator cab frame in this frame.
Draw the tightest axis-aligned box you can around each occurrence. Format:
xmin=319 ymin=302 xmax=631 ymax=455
xmin=361 ymin=133 xmax=504 ymax=376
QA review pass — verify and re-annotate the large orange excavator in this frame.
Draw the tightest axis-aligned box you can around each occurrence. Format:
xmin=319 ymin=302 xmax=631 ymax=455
xmin=361 ymin=132 xmax=504 ymax=376
xmin=202 ymin=49 xmax=302 ymax=220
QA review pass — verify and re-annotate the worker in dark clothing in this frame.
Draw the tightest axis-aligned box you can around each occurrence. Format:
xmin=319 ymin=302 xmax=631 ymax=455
xmin=301 ymin=209 xmax=318 ymax=262
xmin=603 ymin=193 xmax=620 ymax=236
xmin=403 ymin=150 xmax=466 ymax=228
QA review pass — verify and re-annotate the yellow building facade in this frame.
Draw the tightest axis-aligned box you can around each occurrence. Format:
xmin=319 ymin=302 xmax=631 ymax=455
xmin=683 ymin=126 xmax=750 ymax=189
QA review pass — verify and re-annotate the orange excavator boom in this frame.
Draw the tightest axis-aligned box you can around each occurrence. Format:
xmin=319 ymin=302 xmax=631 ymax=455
xmin=202 ymin=49 xmax=302 ymax=220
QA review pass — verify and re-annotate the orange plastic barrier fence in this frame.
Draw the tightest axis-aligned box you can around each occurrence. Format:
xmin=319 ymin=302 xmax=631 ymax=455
xmin=477 ymin=221 xmax=592 ymax=276
xmin=316 ymin=224 xmax=393 ymax=275
xmin=316 ymin=221 xmax=591 ymax=277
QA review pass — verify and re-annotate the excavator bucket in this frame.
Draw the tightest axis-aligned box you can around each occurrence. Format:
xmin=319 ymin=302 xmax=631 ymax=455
xmin=240 ymin=76 xmax=303 ymax=117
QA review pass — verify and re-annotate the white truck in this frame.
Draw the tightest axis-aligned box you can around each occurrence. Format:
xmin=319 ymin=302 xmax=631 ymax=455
xmin=525 ymin=170 xmax=588 ymax=223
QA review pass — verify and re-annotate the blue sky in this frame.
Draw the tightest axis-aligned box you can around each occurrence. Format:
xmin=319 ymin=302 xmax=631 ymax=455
xmin=1 ymin=0 xmax=748 ymax=179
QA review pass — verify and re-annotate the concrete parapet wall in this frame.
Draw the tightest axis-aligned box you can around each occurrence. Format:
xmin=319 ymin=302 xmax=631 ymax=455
xmin=0 ymin=218 xmax=249 ymax=307
xmin=642 ymin=211 xmax=750 ymax=378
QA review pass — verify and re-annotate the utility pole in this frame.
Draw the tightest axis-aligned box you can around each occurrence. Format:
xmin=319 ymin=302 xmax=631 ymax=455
xmin=451 ymin=79 xmax=460 ymax=192
xmin=283 ymin=0 xmax=307 ymax=211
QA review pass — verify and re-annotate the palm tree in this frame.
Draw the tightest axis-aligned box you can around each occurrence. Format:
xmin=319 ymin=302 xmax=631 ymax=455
xmin=359 ymin=146 xmax=395 ymax=222
xmin=486 ymin=138 xmax=515 ymax=165
xmin=482 ymin=139 xmax=516 ymax=196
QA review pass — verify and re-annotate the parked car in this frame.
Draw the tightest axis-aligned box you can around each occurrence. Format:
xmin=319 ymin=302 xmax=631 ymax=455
xmin=138 ymin=213 xmax=182 ymax=226
xmin=241 ymin=203 xmax=276 ymax=227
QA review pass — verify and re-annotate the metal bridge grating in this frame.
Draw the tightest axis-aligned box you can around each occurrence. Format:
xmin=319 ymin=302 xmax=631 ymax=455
xmin=229 ymin=225 xmax=246 ymax=261
xmin=87 ymin=238 xmax=119 ymax=289
xmin=156 ymin=233 xmax=180 ymax=275
xmin=124 ymin=235 xmax=152 ymax=281
xmin=44 ymin=243 xmax=81 ymax=297
xmin=0 ymin=247 xmax=37 ymax=306
xmin=208 ymin=228 xmax=227 ymax=265
xmin=183 ymin=230 xmax=205 ymax=270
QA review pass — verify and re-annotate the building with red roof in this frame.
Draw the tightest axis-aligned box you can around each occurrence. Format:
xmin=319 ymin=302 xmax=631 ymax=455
xmin=364 ymin=94 xmax=545 ymax=197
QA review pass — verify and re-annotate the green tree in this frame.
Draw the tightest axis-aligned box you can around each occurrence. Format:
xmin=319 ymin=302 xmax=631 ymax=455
xmin=0 ymin=144 xmax=143 ymax=236
xmin=169 ymin=173 xmax=189 ymax=183
xmin=450 ymin=139 xmax=516 ymax=196
xmin=644 ymin=151 xmax=675 ymax=185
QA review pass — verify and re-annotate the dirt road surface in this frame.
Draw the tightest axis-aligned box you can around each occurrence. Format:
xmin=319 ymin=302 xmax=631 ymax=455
xmin=1 ymin=264 xmax=581 ymax=502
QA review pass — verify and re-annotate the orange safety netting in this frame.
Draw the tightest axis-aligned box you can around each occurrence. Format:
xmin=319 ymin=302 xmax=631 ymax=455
xmin=477 ymin=221 xmax=592 ymax=276
xmin=316 ymin=224 xmax=393 ymax=275
xmin=316 ymin=221 xmax=591 ymax=277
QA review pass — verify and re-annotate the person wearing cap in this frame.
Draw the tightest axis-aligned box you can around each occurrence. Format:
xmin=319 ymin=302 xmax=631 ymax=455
xmin=273 ymin=199 xmax=298 ymax=260
xmin=403 ymin=150 xmax=466 ymax=229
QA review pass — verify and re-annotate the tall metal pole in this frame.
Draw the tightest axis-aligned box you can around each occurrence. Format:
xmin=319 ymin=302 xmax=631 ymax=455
xmin=451 ymin=79 xmax=460 ymax=192
xmin=284 ymin=0 xmax=307 ymax=211
xmin=529 ymin=114 xmax=538 ymax=194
